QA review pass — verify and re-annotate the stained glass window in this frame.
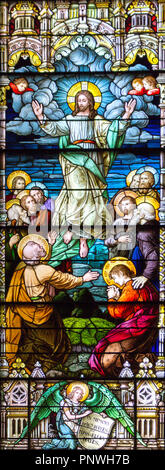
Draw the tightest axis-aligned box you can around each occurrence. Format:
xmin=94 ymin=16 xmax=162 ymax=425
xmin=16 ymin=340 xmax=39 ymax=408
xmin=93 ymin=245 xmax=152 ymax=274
xmin=0 ymin=0 xmax=164 ymax=464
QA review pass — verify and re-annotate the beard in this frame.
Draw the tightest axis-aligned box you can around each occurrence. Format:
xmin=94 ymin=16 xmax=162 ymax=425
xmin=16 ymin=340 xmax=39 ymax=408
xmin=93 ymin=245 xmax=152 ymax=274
xmin=138 ymin=186 xmax=150 ymax=194
xmin=143 ymin=213 xmax=155 ymax=221
xmin=36 ymin=197 xmax=45 ymax=205
xmin=77 ymin=103 xmax=89 ymax=113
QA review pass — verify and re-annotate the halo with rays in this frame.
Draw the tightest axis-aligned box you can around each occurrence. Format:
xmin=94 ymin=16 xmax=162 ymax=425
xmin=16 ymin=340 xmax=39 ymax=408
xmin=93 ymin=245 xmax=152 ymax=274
xmin=67 ymin=81 xmax=102 ymax=110
xmin=54 ymin=75 xmax=113 ymax=116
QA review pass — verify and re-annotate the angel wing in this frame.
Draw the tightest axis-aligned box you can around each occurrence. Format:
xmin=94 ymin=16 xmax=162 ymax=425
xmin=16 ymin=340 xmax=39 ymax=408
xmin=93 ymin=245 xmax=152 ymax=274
xmin=15 ymin=381 xmax=67 ymax=444
xmin=86 ymin=381 xmax=145 ymax=446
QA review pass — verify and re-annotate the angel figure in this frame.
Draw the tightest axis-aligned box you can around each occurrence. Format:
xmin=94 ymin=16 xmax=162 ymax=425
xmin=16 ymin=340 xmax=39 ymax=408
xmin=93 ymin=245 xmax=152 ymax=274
xmin=16 ymin=381 xmax=145 ymax=450
xmin=9 ymin=78 xmax=34 ymax=95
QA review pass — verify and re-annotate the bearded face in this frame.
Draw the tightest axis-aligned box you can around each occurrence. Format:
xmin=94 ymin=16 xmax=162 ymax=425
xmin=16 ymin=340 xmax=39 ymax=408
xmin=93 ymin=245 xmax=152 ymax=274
xmin=77 ymin=94 xmax=90 ymax=113
xmin=30 ymin=189 xmax=45 ymax=205
xmin=7 ymin=204 xmax=29 ymax=225
xmin=138 ymin=172 xmax=154 ymax=194
xmin=73 ymin=91 xmax=97 ymax=119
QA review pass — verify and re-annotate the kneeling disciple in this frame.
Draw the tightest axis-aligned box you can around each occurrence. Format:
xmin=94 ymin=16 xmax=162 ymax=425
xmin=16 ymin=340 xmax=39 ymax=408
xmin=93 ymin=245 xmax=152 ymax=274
xmin=89 ymin=257 xmax=158 ymax=377
xmin=6 ymin=234 xmax=99 ymax=372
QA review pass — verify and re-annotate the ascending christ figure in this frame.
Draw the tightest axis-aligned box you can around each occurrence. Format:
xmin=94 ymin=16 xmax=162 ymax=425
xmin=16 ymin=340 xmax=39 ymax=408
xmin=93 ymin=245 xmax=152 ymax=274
xmin=32 ymin=92 xmax=136 ymax=258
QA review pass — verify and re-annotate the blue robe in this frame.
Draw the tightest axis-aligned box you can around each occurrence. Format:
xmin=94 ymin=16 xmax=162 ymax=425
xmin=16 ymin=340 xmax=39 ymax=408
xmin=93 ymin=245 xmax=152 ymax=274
xmin=43 ymin=398 xmax=88 ymax=450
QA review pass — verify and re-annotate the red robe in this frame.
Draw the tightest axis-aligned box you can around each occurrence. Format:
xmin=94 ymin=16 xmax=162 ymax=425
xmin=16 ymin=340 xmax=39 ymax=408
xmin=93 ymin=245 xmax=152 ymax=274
xmin=147 ymin=88 xmax=160 ymax=95
xmin=128 ymin=87 xmax=146 ymax=96
xmin=89 ymin=280 xmax=158 ymax=376
xmin=9 ymin=82 xmax=34 ymax=94
xmin=6 ymin=193 xmax=17 ymax=202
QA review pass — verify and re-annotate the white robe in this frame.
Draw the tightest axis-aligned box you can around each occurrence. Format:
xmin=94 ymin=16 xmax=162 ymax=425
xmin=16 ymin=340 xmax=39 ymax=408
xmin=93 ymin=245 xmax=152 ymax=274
xmin=41 ymin=114 xmax=129 ymax=238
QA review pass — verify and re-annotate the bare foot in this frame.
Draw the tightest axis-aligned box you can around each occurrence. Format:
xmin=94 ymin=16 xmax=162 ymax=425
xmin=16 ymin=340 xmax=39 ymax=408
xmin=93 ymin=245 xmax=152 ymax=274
xmin=63 ymin=230 xmax=73 ymax=245
xmin=79 ymin=238 xmax=89 ymax=258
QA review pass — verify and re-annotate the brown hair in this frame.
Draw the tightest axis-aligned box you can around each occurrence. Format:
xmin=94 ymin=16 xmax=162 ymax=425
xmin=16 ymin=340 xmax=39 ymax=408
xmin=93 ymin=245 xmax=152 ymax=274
xmin=30 ymin=187 xmax=45 ymax=204
xmin=67 ymin=387 xmax=83 ymax=400
xmin=110 ymin=264 xmax=134 ymax=279
xmin=20 ymin=194 xmax=31 ymax=210
xmin=12 ymin=176 xmax=25 ymax=189
xmin=13 ymin=78 xmax=28 ymax=87
xmin=143 ymin=76 xmax=157 ymax=88
xmin=30 ymin=187 xmax=44 ymax=195
xmin=140 ymin=171 xmax=155 ymax=186
xmin=72 ymin=90 xmax=97 ymax=119
xmin=132 ymin=78 xmax=143 ymax=87
xmin=120 ymin=196 xmax=136 ymax=207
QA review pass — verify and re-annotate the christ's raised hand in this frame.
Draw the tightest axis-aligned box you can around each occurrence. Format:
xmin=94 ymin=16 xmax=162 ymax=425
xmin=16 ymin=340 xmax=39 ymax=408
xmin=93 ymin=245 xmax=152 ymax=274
xmin=32 ymin=100 xmax=44 ymax=122
xmin=123 ymin=98 xmax=136 ymax=120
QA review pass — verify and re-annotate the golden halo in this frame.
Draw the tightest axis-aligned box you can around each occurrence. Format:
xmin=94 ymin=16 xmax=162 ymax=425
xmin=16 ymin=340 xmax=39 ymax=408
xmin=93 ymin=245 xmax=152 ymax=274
xmin=67 ymin=81 xmax=102 ymax=111
xmin=17 ymin=234 xmax=49 ymax=261
xmin=136 ymin=195 xmax=160 ymax=221
xmin=66 ymin=382 xmax=89 ymax=402
xmin=7 ymin=171 xmax=31 ymax=191
xmin=6 ymin=198 xmax=20 ymax=211
xmin=126 ymin=169 xmax=137 ymax=188
xmin=17 ymin=189 xmax=30 ymax=200
xmin=103 ymin=257 xmax=136 ymax=286
xmin=114 ymin=190 xmax=137 ymax=217
xmin=136 ymin=195 xmax=160 ymax=210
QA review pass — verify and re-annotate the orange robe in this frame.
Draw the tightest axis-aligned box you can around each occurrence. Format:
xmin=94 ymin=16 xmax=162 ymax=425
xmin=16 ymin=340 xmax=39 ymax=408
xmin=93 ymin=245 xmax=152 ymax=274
xmin=89 ymin=280 xmax=158 ymax=376
xmin=6 ymin=263 xmax=83 ymax=366
xmin=107 ymin=280 xmax=150 ymax=321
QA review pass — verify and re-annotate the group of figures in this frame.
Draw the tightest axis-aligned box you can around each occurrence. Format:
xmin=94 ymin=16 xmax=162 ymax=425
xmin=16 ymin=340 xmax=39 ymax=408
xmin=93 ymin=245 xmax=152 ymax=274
xmin=0 ymin=0 xmax=164 ymax=455
xmin=128 ymin=76 xmax=160 ymax=96
xmin=5 ymin=74 xmax=160 ymax=384
xmin=0 ymin=0 xmax=165 ymax=456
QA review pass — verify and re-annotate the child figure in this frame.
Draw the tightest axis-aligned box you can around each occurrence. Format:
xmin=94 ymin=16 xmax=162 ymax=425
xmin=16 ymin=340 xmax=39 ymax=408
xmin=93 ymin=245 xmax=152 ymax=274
xmin=128 ymin=78 xmax=146 ymax=96
xmin=9 ymin=78 xmax=34 ymax=95
xmin=142 ymin=76 xmax=160 ymax=95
